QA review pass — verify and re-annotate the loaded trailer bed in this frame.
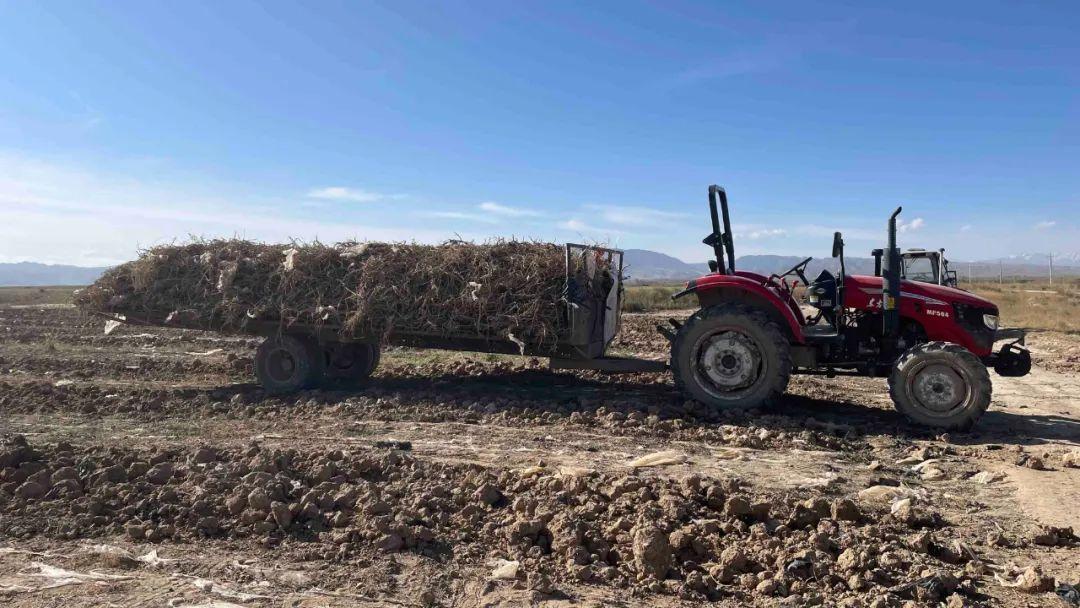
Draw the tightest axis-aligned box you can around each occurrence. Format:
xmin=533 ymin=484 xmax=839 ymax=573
xmin=99 ymin=244 xmax=667 ymax=393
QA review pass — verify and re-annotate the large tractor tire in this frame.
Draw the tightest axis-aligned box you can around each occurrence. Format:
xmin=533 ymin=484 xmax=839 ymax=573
xmin=322 ymin=341 xmax=380 ymax=387
xmin=671 ymin=303 xmax=792 ymax=410
xmin=888 ymin=342 xmax=991 ymax=431
xmin=254 ymin=335 xmax=325 ymax=394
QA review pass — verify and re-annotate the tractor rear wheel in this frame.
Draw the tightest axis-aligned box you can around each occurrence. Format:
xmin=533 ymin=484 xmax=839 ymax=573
xmin=254 ymin=335 xmax=325 ymax=394
xmin=671 ymin=303 xmax=792 ymax=410
xmin=888 ymin=342 xmax=991 ymax=431
xmin=322 ymin=341 xmax=380 ymax=387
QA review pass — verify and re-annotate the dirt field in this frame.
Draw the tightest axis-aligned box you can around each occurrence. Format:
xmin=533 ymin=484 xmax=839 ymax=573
xmin=2 ymin=299 xmax=1079 ymax=606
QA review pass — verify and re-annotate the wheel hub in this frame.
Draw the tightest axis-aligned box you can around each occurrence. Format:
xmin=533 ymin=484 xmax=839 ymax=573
xmin=328 ymin=346 xmax=358 ymax=371
xmin=699 ymin=331 xmax=761 ymax=390
xmin=268 ymin=350 xmax=297 ymax=382
xmin=913 ymin=364 xmax=965 ymax=413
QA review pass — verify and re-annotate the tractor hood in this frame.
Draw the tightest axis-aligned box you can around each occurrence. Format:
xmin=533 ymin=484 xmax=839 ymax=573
xmin=846 ymin=275 xmax=998 ymax=311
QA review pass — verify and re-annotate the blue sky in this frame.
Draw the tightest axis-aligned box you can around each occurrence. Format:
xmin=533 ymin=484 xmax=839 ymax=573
xmin=0 ymin=0 xmax=1076 ymax=265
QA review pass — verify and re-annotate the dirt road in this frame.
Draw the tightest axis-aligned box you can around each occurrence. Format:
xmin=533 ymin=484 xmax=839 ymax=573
xmin=1 ymin=305 xmax=1078 ymax=606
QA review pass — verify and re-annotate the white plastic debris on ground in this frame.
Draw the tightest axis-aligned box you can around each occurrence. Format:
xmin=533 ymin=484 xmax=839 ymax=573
xmin=628 ymin=450 xmax=686 ymax=468
xmin=184 ymin=348 xmax=224 ymax=356
xmin=0 ymin=563 xmax=133 ymax=593
xmin=167 ymin=602 xmax=247 ymax=608
xmin=798 ymin=471 xmax=841 ymax=490
xmin=857 ymin=484 xmax=920 ymax=504
xmin=0 ymin=547 xmax=66 ymax=558
xmin=83 ymin=543 xmax=177 ymax=568
xmin=971 ymin=470 xmax=1006 ymax=484
xmin=489 ymin=559 xmax=519 ymax=580
xmin=558 ymin=465 xmax=596 ymax=477
xmin=191 ymin=577 xmax=271 ymax=602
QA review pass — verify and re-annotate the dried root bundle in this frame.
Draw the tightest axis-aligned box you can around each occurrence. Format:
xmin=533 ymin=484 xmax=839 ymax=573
xmin=76 ymin=239 xmax=609 ymax=351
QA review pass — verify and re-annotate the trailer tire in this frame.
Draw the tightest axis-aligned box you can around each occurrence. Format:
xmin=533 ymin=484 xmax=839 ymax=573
xmin=671 ymin=303 xmax=792 ymax=410
xmin=254 ymin=335 xmax=325 ymax=394
xmin=888 ymin=342 xmax=991 ymax=431
xmin=322 ymin=341 xmax=380 ymax=387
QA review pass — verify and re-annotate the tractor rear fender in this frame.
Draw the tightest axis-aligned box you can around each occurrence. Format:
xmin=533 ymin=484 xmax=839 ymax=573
xmin=674 ymin=274 xmax=806 ymax=344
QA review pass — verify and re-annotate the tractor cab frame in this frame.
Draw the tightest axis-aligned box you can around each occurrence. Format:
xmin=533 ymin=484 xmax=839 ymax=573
xmin=873 ymin=247 xmax=958 ymax=287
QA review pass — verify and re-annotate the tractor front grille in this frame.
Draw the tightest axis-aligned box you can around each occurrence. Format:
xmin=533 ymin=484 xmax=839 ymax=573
xmin=953 ymin=303 xmax=996 ymax=352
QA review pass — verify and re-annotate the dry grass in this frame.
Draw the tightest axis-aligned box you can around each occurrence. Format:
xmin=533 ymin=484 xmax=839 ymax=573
xmin=0 ymin=286 xmax=77 ymax=306
xmin=621 ymin=284 xmax=684 ymax=312
xmin=968 ymin=279 xmax=1080 ymax=333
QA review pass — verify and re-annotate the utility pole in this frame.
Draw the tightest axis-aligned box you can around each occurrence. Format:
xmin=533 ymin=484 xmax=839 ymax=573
xmin=1049 ymin=253 xmax=1053 ymax=286
xmin=999 ymin=259 xmax=1003 ymax=284
xmin=968 ymin=262 xmax=972 ymax=284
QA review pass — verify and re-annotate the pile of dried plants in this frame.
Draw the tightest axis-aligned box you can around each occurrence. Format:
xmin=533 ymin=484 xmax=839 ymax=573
xmin=76 ymin=239 xmax=612 ymax=351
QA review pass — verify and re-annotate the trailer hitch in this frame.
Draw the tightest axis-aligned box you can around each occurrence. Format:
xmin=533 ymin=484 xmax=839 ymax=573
xmin=655 ymin=318 xmax=682 ymax=344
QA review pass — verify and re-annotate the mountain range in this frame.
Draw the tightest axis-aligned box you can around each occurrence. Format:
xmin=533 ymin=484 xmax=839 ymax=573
xmin=0 ymin=262 xmax=111 ymax=287
xmin=621 ymin=250 xmax=1077 ymax=283
xmin=0 ymin=250 xmax=1075 ymax=287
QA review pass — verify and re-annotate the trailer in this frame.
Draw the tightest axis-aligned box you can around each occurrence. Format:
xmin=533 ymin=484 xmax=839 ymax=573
xmin=104 ymin=243 xmax=667 ymax=393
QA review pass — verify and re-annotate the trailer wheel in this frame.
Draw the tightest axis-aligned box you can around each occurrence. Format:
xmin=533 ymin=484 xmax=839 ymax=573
xmin=888 ymin=342 xmax=991 ymax=431
xmin=322 ymin=341 xmax=380 ymax=387
xmin=254 ymin=335 xmax=325 ymax=394
xmin=671 ymin=303 xmax=792 ymax=410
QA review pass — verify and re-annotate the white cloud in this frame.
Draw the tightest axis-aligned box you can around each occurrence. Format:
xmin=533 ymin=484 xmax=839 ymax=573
xmin=744 ymin=228 xmax=787 ymax=240
xmin=477 ymin=201 xmax=541 ymax=217
xmin=960 ymin=224 xmax=972 ymax=232
xmin=306 ymin=186 xmax=400 ymax=203
xmin=416 ymin=210 xmax=500 ymax=224
xmin=898 ymin=217 xmax=925 ymax=233
xmin=584 ymin=204 xmax=686 ymax=227
xmin=559 ymin=219 xmax=588 ymax=231
xmin=792 ymin=223 xmax=880 ymax=241
xmin=0 ymin=153 xmax=465 ymax=265
xmin=1035 ymin=220 xmax=1056 ymax=230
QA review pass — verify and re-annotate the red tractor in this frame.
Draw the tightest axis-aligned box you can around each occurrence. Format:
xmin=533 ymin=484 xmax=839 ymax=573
xmin=667 ymin=185 xmax=1031 ymax=430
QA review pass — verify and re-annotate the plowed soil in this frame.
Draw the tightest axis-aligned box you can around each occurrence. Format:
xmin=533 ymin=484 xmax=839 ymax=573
xmin=1 ymin=304 xmax=1078 ymax=607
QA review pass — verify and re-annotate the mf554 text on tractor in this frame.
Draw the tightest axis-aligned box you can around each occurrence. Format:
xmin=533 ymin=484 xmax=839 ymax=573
xmin=666 ymin=185 xmax=1031 ymax=430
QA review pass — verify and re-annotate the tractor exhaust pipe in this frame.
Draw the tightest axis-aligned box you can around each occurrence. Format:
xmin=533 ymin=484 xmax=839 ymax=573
xmin=883 ymin=206 xmax=902 ymax=342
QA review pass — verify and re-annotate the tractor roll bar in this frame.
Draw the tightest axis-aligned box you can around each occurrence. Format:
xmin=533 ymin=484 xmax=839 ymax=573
xmin=705 ymin=185 xmax=735 ymax=274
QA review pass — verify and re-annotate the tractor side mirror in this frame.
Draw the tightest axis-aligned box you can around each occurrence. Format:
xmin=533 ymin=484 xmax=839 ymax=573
xmin=832 ymin=232 xmax=844 ymax=258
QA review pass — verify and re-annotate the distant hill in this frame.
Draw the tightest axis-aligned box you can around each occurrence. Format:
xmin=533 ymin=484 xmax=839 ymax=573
xmin=989 ymin=252 xmax=1080 ymax=267
xmin=622 ymin=249 xmax=707 ymax=282
xmin=624 ymin=251 xmax=1078 ymax=283
xmin=0 ymin=262 xmax=109 ymax=287
xmin=735 ymin=255 xmax=876 ymax=277
xmin=623 ymin=251 xmax=878 ymax=282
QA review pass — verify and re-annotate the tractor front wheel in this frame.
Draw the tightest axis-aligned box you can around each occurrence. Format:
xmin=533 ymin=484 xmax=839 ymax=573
xmin=888 ymin=342 xmax=991 ymax=431
xmin=671 ymin=303 xmax=792 ymax=410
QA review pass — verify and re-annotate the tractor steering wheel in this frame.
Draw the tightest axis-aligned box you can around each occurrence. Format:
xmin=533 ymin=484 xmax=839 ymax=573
xmin=768 ymin=257 xmax=813 ymax=291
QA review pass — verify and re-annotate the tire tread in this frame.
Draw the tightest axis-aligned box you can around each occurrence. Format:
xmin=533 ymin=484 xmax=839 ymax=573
xmin=888 ymin=341 xmax=991 ymax=431
xmin=671 ymin=303 xmax=792 ymax=410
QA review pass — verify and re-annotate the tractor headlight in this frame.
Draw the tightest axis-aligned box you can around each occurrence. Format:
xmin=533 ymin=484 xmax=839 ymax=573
xmin=983 ymin=314 xmax=999 ymax=331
